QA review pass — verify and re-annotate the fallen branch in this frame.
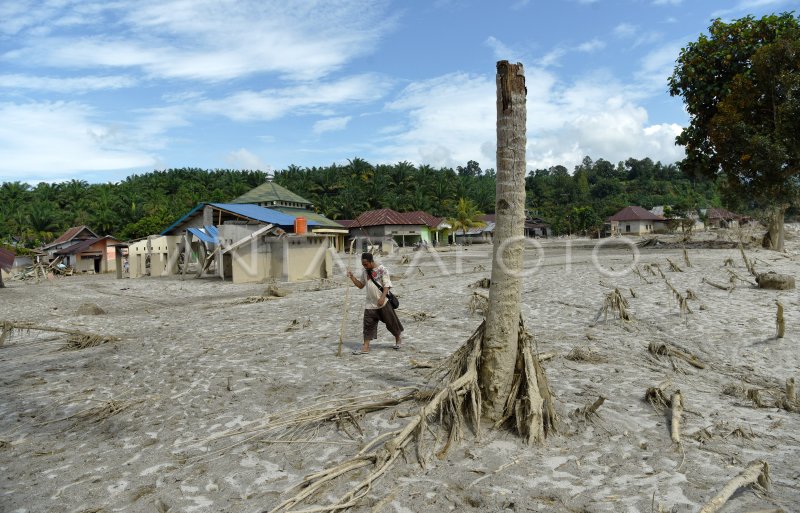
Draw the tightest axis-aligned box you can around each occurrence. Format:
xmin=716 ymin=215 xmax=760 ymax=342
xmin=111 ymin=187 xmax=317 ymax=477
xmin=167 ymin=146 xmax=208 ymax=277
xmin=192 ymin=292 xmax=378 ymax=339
xmin=702 ymin=277 xmax=735 ymax=292
xmin=698 ymin=460 xmax=770 ymax=513
xmin=667 ymin=258 xmax=683 ymax=272
xmin=575 ymin=396 xmax=605 ymax=420
xmin=0 ymin=321 xmax=119 ymax=349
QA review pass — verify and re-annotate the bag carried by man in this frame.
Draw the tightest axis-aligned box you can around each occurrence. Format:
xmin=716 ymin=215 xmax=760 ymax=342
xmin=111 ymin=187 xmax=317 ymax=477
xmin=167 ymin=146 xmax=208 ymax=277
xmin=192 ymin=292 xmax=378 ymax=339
xmin=368 ymin=272 xmax=399 ymax=309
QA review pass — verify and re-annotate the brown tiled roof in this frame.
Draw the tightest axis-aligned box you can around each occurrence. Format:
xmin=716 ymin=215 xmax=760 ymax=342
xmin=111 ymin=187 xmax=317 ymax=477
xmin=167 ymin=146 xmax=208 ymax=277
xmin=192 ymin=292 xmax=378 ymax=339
xmin=43 ymin=226 xmax=98 ymax=249
xmin=706 ymin=208 xmax=739 ymax=220
xmin=336 ymin=220 xmax=355 ymax=228
xmin=352 ymin=209 xmax=417 ymax=227
xmin=404 ymin=211 xmax=443 ymax=228
xmin=608 ymin=206 xmax=665 ymax=222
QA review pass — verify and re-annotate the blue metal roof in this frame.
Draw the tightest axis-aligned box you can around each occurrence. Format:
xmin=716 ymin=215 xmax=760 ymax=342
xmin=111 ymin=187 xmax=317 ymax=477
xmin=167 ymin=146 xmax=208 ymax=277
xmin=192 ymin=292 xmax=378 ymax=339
xmin=187 ymin=226 xmax=218 ymax=244
xmin=160 ymin=203 xmax=319 ymax=235
xmin=209 ymin=203 xmax=318 ymax=227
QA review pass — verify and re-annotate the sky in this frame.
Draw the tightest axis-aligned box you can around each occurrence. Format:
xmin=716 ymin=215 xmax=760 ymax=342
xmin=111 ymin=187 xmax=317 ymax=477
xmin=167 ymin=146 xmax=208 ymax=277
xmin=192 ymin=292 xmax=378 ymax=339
xmin=1 ymin=0 xmax=798 ymax=184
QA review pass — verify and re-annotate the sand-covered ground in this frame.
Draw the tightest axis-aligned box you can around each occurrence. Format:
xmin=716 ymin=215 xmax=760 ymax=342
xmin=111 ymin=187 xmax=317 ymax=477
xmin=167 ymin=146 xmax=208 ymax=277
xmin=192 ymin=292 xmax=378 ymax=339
xmin=1 ymin=227 xmax=799 ymax=513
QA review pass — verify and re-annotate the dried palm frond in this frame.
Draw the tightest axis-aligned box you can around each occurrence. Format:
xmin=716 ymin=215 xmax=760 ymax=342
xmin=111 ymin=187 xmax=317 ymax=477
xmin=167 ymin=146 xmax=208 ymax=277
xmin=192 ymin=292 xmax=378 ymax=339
xmin=594 ymin=288 xmax=631 ymax=323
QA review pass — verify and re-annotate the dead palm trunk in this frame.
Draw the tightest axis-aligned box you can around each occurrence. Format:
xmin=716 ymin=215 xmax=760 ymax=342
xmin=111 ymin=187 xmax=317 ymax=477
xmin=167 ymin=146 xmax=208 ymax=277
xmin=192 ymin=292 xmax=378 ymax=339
xmin=480 ymin=61 xmax=528 ymax=421
xmin=763 ymin=205 xmax=786 ymax=252
xmin=0 ymin=268 xmax=4 ymax=288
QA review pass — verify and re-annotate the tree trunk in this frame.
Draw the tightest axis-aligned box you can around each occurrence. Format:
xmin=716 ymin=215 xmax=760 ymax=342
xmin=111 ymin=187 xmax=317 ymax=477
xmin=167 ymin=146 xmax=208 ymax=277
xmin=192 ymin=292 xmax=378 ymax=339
xmin=480 ymin=61 xmax=527 ymax=421
xmin=0 ymin=268 xmax=5 ymax=288
xmin=763 ymin=206 xmax=786 ymax=252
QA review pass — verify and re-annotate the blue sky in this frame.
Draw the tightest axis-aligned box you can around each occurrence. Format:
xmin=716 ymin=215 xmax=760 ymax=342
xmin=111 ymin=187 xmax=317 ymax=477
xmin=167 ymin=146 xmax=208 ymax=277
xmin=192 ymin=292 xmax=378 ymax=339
xmin=0 ymin=0 xmax=797 ymax=184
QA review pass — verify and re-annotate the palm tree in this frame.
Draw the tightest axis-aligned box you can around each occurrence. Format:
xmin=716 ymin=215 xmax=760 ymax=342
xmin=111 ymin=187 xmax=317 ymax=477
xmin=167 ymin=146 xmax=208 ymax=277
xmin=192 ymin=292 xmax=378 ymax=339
xmin=448 ymin=197 xmax=485 ymax=244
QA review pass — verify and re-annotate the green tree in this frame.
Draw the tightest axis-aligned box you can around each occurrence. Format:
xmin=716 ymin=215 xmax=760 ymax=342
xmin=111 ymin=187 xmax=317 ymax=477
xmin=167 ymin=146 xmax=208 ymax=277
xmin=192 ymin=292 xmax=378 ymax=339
xmin=448 ymin=197 xmax=485 ymax=243
xmin=669 ymin=13 xmax=800 ymax=250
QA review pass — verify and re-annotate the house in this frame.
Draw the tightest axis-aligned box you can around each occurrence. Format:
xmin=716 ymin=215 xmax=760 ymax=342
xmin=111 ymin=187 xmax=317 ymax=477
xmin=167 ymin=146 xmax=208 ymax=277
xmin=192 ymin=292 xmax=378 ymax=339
xmin=704 ymin=208 xmax=749 ymax=229
xmin=456 ymin=214 xmax=551 ymax=244
xmin=54 ymin=235 xmax=121 ymax=274
xmin=229 ymin=178 xmax=348 ymax=251
xmin=128 ymin=202 xmax=334 ymax=284
xmin=347 ymin=209 xmax=450 ymax=252
xmin=40 ymin=226 xmax=99 ymax=263
xmin=606 ymin=206 xmax=668 ymax=236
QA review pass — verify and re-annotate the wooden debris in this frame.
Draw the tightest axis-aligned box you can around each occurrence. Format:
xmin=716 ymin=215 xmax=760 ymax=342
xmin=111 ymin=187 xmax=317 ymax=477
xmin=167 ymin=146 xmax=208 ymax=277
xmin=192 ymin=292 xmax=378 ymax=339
xmin=648 ymin=342 xmax=705 ymax=369
xmin=667 ymin=258 xmax=683 ymax=272
xmin=629 ymin=288 xmax=637 ymax=298
xmin=233 ymin=295 xmax=278 ymax=304
xmin=633 ymin=266 xmax=652 ymax=284
xmin=468 ymin=291 xmax=488 ymax=315
xmin=665 ymin=281 xmax=692 ymax=317
xmin=738 ymin=241 xmax=757 ymax=276
xmin=683 ymin=248 xmax=692 ymax=267
xmin=0 ymin=321 xmax=119 ymax=350
xmin=469 ymin=277 xmax=491 ymax=289
xmin=775 ymin=301 xmax=785 ymax=339
xmin=594 ymin=288 xmax=631 ymax=323
xmin=565 ymin=346 xmax=606 ymax=363
xmin=574 ymin=396 xmax=605 ymax=420
xmin=698 ymin=460 xmax=770 ymax=513
xmin=645 ymin=386 xmax=671 ymax=412
xmin=670 ymin=390 xmax=683 ymax=444
xmin=702 ymin=277 xmax=735 ymax=292
xmin=723 ymin=257 xmax=735 ymax=267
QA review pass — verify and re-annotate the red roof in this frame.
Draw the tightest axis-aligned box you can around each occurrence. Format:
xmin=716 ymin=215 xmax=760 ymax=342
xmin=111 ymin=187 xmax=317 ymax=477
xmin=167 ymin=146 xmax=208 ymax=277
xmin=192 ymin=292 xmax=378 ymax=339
xmin=608 ymin=206 xmax=665 ymax=222
xmin=336 ymin=220 xmax=355 ymax=228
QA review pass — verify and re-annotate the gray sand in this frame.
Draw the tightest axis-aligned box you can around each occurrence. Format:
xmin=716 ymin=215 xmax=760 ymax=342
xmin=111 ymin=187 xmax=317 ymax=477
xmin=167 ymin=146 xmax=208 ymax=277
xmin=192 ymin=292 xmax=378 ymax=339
xmin=1 ymin=228 xmax=798 ymax=512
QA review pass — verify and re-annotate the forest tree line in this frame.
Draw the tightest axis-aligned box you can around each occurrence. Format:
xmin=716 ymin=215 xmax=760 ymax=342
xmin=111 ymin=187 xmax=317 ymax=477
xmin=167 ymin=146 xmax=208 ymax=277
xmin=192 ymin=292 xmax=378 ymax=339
xmin=0 ymin=155 xmax=725 ymax=248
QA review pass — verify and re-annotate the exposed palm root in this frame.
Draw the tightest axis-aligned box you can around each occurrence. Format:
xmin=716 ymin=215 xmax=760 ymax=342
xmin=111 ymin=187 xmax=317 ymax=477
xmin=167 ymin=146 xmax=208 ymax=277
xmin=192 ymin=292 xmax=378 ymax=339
xmin=269 ymin=318 xmax=556 ymax=513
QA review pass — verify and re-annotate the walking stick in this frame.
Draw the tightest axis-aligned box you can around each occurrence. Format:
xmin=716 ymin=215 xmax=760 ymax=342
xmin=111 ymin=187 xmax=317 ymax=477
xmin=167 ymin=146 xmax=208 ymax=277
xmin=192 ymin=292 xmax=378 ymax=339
xmin=337 ymin=238 xmax=358 ymax=356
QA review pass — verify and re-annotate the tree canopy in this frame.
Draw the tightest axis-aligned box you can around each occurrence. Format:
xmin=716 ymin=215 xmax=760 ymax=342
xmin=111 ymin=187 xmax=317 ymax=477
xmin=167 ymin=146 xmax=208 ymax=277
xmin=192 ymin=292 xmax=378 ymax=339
xmin=0 ymin=155 xmax=723 ymax=248
xmin=669 ymin=12 xmax=800 ymax=248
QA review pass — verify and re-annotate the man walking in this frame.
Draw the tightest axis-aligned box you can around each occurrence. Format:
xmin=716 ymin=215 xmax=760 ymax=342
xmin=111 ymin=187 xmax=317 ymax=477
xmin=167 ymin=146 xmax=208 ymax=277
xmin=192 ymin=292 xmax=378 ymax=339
xmin=346 ymin=252 xmax=403 ymax=354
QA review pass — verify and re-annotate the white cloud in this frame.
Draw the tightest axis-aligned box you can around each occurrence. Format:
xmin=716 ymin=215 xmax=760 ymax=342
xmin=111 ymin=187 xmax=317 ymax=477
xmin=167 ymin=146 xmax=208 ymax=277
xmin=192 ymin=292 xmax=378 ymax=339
xmin=711 ymin=0 xmax=793 ymax=18
xmin=0 ymin=73 xmax=136 ymax=93
xmin=313 ymin=116 xmax=352 ymax=135
xmin=485 ymin=36 xmax=522 ymax=62
xmin=380 ymin=67 xmax=685 ymax=173
xmin=197 ymin=74 xmax=392 ymax=122
xmin=0 ymin=101 xmax=157 ymax=181
xmin=383 ymin=73 xmax=497 ymax=168
xmin=577 ymin=38 xmax=606 ymax=53
xmin=614 ymin=23 xmax=638 ymax=38
xmin=7 ymin=0 xmax=394 ymax=82
xmin=653 ymin=0 xmax=683 ymax=5
xmin=225 ymin=148 xmax=266 ymax=170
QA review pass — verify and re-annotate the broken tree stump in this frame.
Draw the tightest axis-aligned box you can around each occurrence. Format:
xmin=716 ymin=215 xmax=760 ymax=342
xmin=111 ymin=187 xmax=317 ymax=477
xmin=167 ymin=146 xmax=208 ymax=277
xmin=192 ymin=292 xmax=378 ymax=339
xmin=755 ymin=272 xmax=795 ymax=290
